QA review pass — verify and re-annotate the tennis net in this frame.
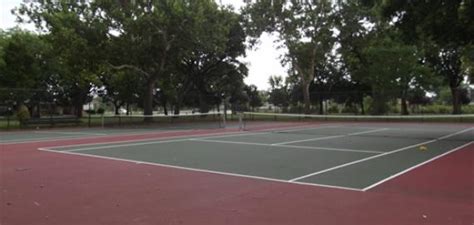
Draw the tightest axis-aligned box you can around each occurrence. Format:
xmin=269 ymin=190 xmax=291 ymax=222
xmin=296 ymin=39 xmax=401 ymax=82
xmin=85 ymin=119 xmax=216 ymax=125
xmin=87 ymin=112 xmax=225 ymax=130
xmin=241 ymin=112 xmax=474 ymax=142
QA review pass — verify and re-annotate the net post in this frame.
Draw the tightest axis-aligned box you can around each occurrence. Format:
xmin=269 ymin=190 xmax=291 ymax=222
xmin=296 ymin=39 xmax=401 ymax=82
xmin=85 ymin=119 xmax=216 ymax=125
xmin=238 ymin=112 xmax=243 ymax=131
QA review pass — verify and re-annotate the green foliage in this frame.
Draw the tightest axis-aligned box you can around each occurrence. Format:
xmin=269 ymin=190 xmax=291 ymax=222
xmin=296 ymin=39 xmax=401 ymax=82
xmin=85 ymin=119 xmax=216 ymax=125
xmin=15 ymin=1 xmax=109 ymax=117
xmin=327 ymin=104 xmax=339 ymax=114
xmin=0 ymin=29 xmax=47 ymax=89
xmin=244 ymin=0 xmax=336 ymax=113
xmin=245 ymin=85 xmax=263 ymax=111
xmin=419 ymin=105 xmax=453 ymax=114
xmin=16 ymin=104 xmax=30 ymax=123
xmin=268 ymin=76 xmax=290 ymax=109
xmin=85 ymin=109 xmax=96 ymax=115
xmin=0 ymin=29 xmax=57 ymax=113
xmin=381 ymin=0 xmax=473 ymax=46
xmin=96 ymin=108 xmax=105 ymax=115
xmin=380 ymin=0 xmax=473 ymax=114
xmin=462 ymin=105 xmax=474 ymax=114
xmin=1 ymin=0 xmax=472 ymax=124
xmin=357 ymin=32 xmax=431 ymax=114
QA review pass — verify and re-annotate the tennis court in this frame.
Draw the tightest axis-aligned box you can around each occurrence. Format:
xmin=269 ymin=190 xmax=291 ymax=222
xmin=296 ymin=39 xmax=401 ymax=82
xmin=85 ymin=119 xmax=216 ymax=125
xmin=1 ymin=113 xmax=473 ymax=225
xmin=34 ymin=115 xmax=473 ymax=191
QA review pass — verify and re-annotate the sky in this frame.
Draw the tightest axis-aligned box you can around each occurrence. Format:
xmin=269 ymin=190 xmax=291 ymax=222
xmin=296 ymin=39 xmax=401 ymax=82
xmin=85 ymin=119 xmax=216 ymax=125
xmin=0 ymin=0 xmax=287 ymax=91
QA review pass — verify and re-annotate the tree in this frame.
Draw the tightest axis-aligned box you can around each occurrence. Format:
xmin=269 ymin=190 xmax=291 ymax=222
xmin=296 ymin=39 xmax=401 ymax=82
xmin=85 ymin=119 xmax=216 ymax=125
xmin=380 ymin=0 xmax=474 ymax=114
xmin=438 ymin=86 xmax=472 ymax=105
xmin=16 ymin=1 xmax=109 ymax=117
xmin=244 ymin=85 xmax=263 ymax=111
xmin=0 ymin=29 xmax=52 ymax=117
xmin=101 ymin=0 xmax=248 ymax=118
xmin=243 ymin=0 xmax=336 ymax=114
xmin=334 ymin=1 xmax=376 ymax=114
xmin=336 ymin=2 xmax=436 ymax=115
xmin=102 ymin=0 xmax=194 ymax=119
xmin=268 ymin=75 xmax=290 ymax=110
xmin=173 ymin=6 xmax=247 ymax=114
xmin=98 ymin=70 xmax=143 ymax=115
xmin=425 ymin=47 xmax=468 ymax=114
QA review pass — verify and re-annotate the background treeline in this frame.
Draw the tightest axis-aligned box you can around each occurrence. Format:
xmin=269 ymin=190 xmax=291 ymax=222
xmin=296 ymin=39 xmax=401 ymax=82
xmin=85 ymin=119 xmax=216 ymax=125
xmin=0 ymin=0 xmax=472 ymax=120
xmin=245 ymin=0 xmax=473 ymax=115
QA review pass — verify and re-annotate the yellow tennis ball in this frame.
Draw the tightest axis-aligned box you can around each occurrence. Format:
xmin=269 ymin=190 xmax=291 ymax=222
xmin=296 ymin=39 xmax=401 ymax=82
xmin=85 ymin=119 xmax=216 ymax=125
xmin=419 ymin=146 xmax=428 ymax=151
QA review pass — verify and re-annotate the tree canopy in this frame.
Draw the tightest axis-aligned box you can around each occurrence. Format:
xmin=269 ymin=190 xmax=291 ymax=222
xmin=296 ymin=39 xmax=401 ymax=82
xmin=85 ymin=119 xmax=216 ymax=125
xmin=0 ymin=0 xmax=472 ymax=119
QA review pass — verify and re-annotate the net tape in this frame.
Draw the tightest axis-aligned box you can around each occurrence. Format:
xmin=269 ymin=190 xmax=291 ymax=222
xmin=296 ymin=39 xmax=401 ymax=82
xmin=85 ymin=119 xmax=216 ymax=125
xmin=241 ymin=112 xmax=474 ymax=142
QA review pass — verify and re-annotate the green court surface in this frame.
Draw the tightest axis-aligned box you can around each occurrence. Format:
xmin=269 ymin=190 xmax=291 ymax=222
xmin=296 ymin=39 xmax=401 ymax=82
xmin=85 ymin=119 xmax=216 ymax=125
xmin=39 ymin=123 xmax=473 ymax=191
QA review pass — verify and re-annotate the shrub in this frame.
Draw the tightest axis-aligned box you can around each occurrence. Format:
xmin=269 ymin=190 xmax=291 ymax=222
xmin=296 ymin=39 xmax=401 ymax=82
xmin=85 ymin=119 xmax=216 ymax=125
xmin=341 ymin=104 xmax=358 ymax=114
xmin=16 ymin=105 xmax=31 ymax=124
xmin=420 ymin=105 xmax=452 ymax=114
xmin=327 ymin=104 xmax=339 ymax=114
xmin=97 ymin=108 xmax=105 ymax=114
xmin=461 ymin=105 xmax=474 ymax=114
xmin=85 ymin=109 xmax=96 ymax=115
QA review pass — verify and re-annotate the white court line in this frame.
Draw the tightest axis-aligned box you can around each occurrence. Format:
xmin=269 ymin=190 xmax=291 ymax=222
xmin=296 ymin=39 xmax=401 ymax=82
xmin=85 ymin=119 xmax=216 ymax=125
xmin=34 ymin=130 xmax=244 ymax=150
xmin=2 ymin=128 xmax=227 ymax=145
xmin=37 ymin=147 xmax=363 ymax=192
xmin=190 ymin=138 xmax=383 ymax=154
xmin=271 ymin=135 xmax=344 ymax=145
xmin=0 ymin=135 xmax=98 ymax=144
xmin=267 ymin=125 xmax=343 ymax=133
xmin=362 ymin=141 xmax=473 ymax=191
xmin=272 ymin=128 xmax=389 ymax=145
xmin=34 ymin=131 xmax=108 ymax=136
xmin=197 ymin=124 xmax=343 ymax=140
xmin=288 ymin=127 xmax=474 ymax=182
xmin=62 ymin=139 xmax=191 ymax=152
xmin=52 ymin=135 xmax=382 ymax=154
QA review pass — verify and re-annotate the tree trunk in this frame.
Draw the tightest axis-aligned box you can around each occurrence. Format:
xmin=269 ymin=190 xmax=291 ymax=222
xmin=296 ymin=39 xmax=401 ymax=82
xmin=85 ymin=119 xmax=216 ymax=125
xmin=318 ymin=99 xmax=323 ymax=115
xmin=400 ymin=95 xmax=409 ymax=115
xmin=360 ymin=97 xmax=365 ymax=115
xmin=302 ymin=82 xmax=311 ymax=114
xmin=35 ymin=103 xmax=41 ymax=118
xmin=74 ymin=100 xmax=83 ymax=118
xmin=143 ymin=80 xmax=155 ymax=121
xmin=163 ymin=102 xmax=168 ymax=116
xmin=163 ymin=103 xmax=168 ymax=116
xmin=450 ymin=86 xmax=462 ymax=114
xmin=173 ymin=104 xmax=180 ymax=115
xmin=114 ymin=100 xmax=121 ymax=115
xmin=198 ymin=93 xmax=210 ymax=113
xmin=372 ymin=90 xmax=387 ymax=115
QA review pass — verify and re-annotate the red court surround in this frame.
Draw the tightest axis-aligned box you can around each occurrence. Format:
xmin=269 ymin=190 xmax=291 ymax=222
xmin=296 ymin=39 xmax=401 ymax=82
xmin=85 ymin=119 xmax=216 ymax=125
xmin=1 ymin=129 xmax=472 ymax=225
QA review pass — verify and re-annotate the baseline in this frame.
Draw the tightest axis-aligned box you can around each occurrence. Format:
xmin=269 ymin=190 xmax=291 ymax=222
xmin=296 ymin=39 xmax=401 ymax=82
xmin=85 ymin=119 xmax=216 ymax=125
xmin=362 ymin=141 xmax=473 ymax=191
xmin=35 ymin=131 xmax=108 ymax=136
